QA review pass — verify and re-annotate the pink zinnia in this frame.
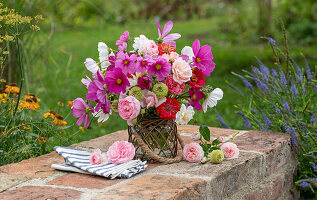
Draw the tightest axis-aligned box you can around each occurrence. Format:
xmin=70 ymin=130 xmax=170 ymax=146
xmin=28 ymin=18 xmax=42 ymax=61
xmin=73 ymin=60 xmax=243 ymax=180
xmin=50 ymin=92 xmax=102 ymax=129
xmin=147 ymin=57 xmax=171 ymax=81
xmin=137 ymin=75 xmax=152 ymax=90
xmin=72 ymin=98 xmax=93 ymax=128
xmin=136 ymin=56 xmax=152 ymax=74
xmin=156 ymin=20 xmax=181 ymax=48
xmin=105 ymin=67 xmax=130 ymax=94
xmin=189 ymin=88 xmax=204 ymax=110
xmin=164 ymin=75 xmax=185 ymax=95
xmin=192 ymin=40 xmax=215 ymax=77
xmin=115 ymin=51 xmax=137 ymax=74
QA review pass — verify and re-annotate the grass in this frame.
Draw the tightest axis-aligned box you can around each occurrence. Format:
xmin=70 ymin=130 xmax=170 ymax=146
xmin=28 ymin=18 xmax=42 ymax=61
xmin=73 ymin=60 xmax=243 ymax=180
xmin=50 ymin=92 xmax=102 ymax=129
xmin=30 ymin=17 xmax=317 ymax=148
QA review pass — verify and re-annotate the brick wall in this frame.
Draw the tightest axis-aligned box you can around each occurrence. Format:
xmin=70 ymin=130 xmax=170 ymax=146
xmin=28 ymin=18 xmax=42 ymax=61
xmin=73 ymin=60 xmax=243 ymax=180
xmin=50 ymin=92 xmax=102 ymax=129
xmin=0 ymin=125 xmax=298 ymax=200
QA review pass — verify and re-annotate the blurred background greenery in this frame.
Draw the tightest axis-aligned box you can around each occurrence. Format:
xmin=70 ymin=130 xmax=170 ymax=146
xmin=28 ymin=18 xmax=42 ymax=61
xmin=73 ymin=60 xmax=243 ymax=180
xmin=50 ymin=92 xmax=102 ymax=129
xmin=2 ymin=0 xmax=316 ymax=147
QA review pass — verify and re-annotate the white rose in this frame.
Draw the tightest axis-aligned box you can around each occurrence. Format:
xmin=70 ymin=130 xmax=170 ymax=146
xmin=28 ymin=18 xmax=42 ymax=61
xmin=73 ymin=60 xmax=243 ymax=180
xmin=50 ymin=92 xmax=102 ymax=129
xmin=172 ymin=57 xmax=192 ymax=84
xmin=133 ymin=35 xmax=149 ymax=52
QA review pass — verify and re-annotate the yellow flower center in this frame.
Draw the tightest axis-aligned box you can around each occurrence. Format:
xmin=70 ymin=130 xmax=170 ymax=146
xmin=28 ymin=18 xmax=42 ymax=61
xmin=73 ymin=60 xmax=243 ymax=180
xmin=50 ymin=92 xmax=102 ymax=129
xmin=192 ymin=94 xmax=197 ymax=100
xmin=155 ymin=64 xmax=162 ymax=70
xmin=124 ymin=60 xmax=129 ymax=65
xmin=196 ymin=57 xmax=201 ymax=63
xmin=116 ymin=78 xmax=122 ymax=85
xmin=141 ymin=61 xmax=147 ymax=66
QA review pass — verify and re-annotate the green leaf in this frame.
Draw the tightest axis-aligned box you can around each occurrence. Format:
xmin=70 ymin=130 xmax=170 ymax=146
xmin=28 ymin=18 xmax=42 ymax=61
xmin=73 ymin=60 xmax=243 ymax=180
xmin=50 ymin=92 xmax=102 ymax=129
xmin=212 ymin=139 xmax=220 ymax=146
xmin=199 ymin=124 xmax=210 ymax=142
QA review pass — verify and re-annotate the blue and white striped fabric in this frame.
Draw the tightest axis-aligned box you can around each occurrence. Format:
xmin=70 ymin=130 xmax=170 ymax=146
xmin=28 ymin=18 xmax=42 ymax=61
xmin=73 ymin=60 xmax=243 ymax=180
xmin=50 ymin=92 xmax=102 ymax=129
xmin=51 ymin=146 xmax=147 ymax=179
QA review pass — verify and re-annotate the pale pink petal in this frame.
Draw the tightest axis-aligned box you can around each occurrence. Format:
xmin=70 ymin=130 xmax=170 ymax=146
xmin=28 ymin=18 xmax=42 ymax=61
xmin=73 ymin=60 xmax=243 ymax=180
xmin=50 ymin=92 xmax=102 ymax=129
xmin=163 ymin=33 xmax=181 ymax=41
xmin=162 ymin=20 xmax=173 ymax=37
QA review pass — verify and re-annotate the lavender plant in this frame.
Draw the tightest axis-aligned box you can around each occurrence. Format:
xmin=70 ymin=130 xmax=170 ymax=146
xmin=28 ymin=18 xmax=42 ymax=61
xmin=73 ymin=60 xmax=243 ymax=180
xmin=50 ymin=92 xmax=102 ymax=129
xmin=232 ymin=34 xmax=317 ymax=198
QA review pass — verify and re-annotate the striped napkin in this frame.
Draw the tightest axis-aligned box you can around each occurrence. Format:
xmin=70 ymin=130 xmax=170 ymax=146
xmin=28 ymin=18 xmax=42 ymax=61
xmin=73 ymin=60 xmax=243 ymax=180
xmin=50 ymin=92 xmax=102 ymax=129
xmin=51 ymin=146 xmax=147 ymax=179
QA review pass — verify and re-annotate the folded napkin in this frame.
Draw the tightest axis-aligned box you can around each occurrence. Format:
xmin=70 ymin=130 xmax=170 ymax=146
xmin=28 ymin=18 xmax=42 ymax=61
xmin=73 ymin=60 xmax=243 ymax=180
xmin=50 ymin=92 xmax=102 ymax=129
xmin=51 ymin=146 xmax=147 ymax=179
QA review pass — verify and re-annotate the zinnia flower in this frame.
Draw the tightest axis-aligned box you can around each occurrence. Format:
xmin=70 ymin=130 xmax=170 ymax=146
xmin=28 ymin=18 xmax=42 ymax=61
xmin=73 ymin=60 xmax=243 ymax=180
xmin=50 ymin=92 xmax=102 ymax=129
xmin=137 ymin=75 xmax=152 ymax=90
xmin=156 ymin=20 xmax=181 ymax=47
xmin=209 ymin=150 xmax=224 ymax=164
xmin=115 ymin=51 xmax=137 ymax=74
xmin=189 ymin=88 xmax=205 ymax=110
xmin=156 ymin=97 xmax=180 ymax=120
xmin=175 ymin=104 xmax=195 ymax=125
xmin=105 ymin=68 xmax=130 ymax=94
xmin=189 ymin=68 xmax=205 ymax=88
xmin=152 ymin=82 xmax=168 ymax=98
xmin=148 ymin=57 xmax=171 ymax=81
xmin=72 ymin=98 xmax=93 ymax=128
xmin=128 ymin=86 xmax=143 ymax=100
xmin=192 ymin=40 xmax=215 ymax=77
xmin=158 ymin=43 xmax=176 ymax=55
xmin=164 ymin=75 xmax=185 ymax=95
xmin=202 ymin=88 xmax=223 ymax=113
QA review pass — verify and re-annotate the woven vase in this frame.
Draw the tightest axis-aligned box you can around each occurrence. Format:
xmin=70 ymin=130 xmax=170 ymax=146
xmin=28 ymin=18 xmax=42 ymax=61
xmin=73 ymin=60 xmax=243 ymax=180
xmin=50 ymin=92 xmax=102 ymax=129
xmin=128 ymin=117 xmax=178 ymax=162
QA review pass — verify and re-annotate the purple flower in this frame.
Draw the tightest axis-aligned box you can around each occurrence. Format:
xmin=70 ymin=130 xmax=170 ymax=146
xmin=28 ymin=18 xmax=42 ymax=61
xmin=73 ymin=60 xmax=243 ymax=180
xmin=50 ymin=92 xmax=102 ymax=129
xmin=116 ymin=31 xmax=129 ymax=51
xmin=107 ymin=54 xmax=117 ymax=71
xmin=255 ymin=80 xmax=268 ymax=91
xmin=105 ymin=67 xmax=130 ymax=94
xmin=215 ymin=109 xmax=231 ymax=129
xmin=189 ymin=88 xmax=204 ymax=110
xmin=299 ymin=181 xmax=311 ymax=189
xmin=147 ymin=57 xmax=171 ymax=81
xmin=310 ymin=113 xmax=316 ymax=125
xmin=136 ymin=56 xmax=152 ymax=73
xmin=137 ymin=75 xmax=152 ymax=90
xmin=115 ymin=51 xmax=137 ymax=74
xmin=291 ymin=78 xmax=298 ymax=95
xmin=312 ymin=162 xmax=317 ymax=173
xmin=278 ymin=66 xmax=287 ymax=88
xmin=72 ymin=98 xmax=93 ymax=128
xmin=233 ymin=73 xmax=253 ymax=89
xmin=237 ymin=111 xmax=251 ymax=129
xmin=271 ymin=69 xmax=278 ymax=77
xmin=303 ymin=56 xmax=313 ymax=81
xmin=156 ymin=20 xmax=181 ymax=47
xmin=263 ymin=37 xmax=276 ymax=46
xmin=86 ymin=71 xmax=106 ymax=102
xmin=283 ymin=101 xmax=290 ymax=112
xmin=291 ymin=58 xmax=303 ymax=83
xmin=192 ymin=40 xmax=215 ymax=77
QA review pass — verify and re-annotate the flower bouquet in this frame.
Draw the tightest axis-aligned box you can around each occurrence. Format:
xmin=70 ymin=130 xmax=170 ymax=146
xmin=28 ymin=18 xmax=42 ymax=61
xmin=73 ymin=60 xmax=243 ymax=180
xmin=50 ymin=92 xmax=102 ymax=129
xmin=72 ymin=20 xmax=223 ymax=163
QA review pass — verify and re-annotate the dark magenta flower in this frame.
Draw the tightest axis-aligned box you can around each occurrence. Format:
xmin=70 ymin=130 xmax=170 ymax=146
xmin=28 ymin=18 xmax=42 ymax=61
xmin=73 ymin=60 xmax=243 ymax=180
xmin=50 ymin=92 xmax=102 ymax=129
xmin=105 ymin=67 xmax=130 ymax=94
xmin=156 ymin=20 xmax=181 ymax=48
xmin=189 ymin=88 xmax=204 ymax=110
xmin=115 ymin=51 xmax=137 ymax=74
xmin=192 ymin=40 xmax=215 ymax=77
xmin=137 ymin=75 xmax=152 ymax=90
xmin=147 ymin=57 xmax=171 ymax=81
xmin=72 ymin=98 xmax=93 ymax=128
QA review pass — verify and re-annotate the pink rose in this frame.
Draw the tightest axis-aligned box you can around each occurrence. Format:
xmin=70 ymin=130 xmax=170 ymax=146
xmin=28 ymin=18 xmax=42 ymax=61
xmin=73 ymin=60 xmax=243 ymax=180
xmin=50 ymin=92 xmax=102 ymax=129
xmin=169 ymin=52 xmax=179 ymax=62
xmin=218 ymin=136 xmax=224 ymax=143
xmin=183 ymin=142 xmax=204 ymax=163
xmin=221 ymin=142 xmax=239 ymax=160
xmin=89 ymin=149 xmax=108 ymax=165
xmin=118 ymin=96 xmax=141 ymax=125
xmin=161 ymin=53 xmax=170 ymax=62
xmin=141 ymin=90 xmax=158 ymax=109
xmin=191 ymin=131 xmax=201 ymax=141
xmin=107 ymin=141 xmax=135 ymax=164
xmin=200 ymin=157 xmax=207 ymax=164
xmin=141 ymin=40 xmax=159 ymax=58
xmin=164 ymin=75 xmax=185 ymax=95
xmin=172 ymin=57 xmax=192 ymax=84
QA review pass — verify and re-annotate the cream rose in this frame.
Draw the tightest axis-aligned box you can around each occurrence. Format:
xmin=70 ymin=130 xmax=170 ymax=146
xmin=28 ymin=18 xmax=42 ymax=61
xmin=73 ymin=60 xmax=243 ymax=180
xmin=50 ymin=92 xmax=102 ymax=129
xmin=172 ymin=57 xmax=192 ymax=84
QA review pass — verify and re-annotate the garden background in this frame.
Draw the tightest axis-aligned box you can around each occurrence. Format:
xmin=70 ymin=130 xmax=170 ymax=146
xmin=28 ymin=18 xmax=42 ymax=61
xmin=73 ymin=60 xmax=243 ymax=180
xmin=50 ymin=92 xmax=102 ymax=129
xmin=1 ymin=0 xmax=316 ymax=166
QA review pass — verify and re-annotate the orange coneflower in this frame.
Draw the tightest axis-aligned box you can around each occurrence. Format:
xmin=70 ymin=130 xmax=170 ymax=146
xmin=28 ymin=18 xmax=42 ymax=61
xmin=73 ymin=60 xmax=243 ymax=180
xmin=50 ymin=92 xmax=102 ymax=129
xmin=19 ymin=97 xmax=40 ymax=110
xmin=67 ymin=101 xmax=73 ymax=108
xmin=5 ymin=83 xmax=20 ymax=94
xmin=43 ymin=110 xmax=56 ymax=119
xmin=37 ymin=136 xmax=47 ymax=143
xmin=24 ymin=93 xmax=40 ymax=102
xmin=19 ymin=123 xmax=31 ymax=130
xmin=0 ymin=93 xmax=8 ymax=103
xmin=53 ymin=114 xmax=67 ymax=127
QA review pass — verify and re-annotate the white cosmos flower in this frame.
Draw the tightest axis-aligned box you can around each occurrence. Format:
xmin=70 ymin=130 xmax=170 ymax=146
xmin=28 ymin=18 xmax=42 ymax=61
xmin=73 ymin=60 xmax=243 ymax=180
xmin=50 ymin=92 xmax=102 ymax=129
xmin=181 ymin=46 xmax=194 ymax=62
xmin=93 ymin=109 xmax=111 ymax=123
xmin=175 ymin=104 xmax=195 ymax=125
xmin=84 ymin=58 xmax=99 ymax=74
xmin=133 ymin=35 xmax=149 ymax=53
xmin=98 ymin=42 xmax=111 ymax=69
xmin=202 ymin=88 xmax=223 ymax=113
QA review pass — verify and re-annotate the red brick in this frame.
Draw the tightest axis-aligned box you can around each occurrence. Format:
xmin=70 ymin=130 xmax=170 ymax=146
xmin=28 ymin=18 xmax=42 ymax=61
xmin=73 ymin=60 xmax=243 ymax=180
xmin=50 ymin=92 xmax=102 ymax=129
xmin=0 ymin=152 xmax=64 ymax=178
xmin=92 ymin=174 xmax=206 ymax=200
xmin=0 ymin=186 xmax=81 ymax=200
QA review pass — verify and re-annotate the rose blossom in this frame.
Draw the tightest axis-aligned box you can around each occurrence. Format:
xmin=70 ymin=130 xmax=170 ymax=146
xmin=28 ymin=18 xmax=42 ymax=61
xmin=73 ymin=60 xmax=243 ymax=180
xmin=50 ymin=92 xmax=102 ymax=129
xmin=141 ymin=90 xmax=158 ymax=108
xmin=218 ymin=136 xmax=224 ymax=143
xmin=140 ymin=40 xmax=159 ymax=58
xmin=118 ymin=96 xmax=141 ymax=125
xmin=172 ymin=57 xmax=192 ymax=84
xmin=191 ymin=131 xmax=201 ymax=141
xmin=164 ymin=75 xmax=185 ymax=95
xmin=161 ymin=52 xmax=179 ymax=63
xmin=107 ymin=141 xmax=135 ymax=164
xmin=221 ymin=142 xmax=239 ymax=160
xmin=183 ymin=142 xmax=204 ymax=163
xmin=89 ymin=149 xmax=108 ymax=165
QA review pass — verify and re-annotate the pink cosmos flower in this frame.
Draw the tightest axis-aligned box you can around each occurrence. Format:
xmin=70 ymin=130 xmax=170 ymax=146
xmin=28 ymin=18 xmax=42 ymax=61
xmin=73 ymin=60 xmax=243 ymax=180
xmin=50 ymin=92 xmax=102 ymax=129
xmin=192 ymin=40 xmax=215 ymax=77
xmin=147 ymin=57 xmax=171 ymax=81
xmin=164 ymin=75 xmax=185 ymax=95
xmin=183 ymin=142 xmax=204 ymax=163
xmin=136 ymin=56 xmax=152 ymax=74
xmin=157 ymin=20 xmax=181 ymax=48
xmin=72 ymin=98 xmax=93 ymax=128
xmin=115 ymin=51 xmax=137 ymax=74
xmin=189 ymin=88 xmax=205 ymax=110
xmin=105 ymin=67 xmax=130 ymax=94
xmin=81 ymin=76 xmax=92 ymax=88
xmin=89 ymin=149 xmax=108 ymax=165
xmin=172 ymin=57 xmax=192 ymax=84
xmin=107 ymin=141 xmax=135 ymax=164
xmin=116 ymin=31 xmax=129 ymax=51
xmin=118 ymin=96 xmax=141 ymax=125
xmin=137 ymin=75 xmax=152 ymax=90
xmin=221 ymin=142 xmax=239 ymax=160
xmin=141 ymin=90 xmax=158 ymax=108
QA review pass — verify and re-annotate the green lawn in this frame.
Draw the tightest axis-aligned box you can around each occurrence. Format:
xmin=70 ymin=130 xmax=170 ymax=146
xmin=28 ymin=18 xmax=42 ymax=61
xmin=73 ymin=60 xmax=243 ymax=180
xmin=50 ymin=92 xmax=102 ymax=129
xmin=31 ymin=17 xmax=317 ymax=146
